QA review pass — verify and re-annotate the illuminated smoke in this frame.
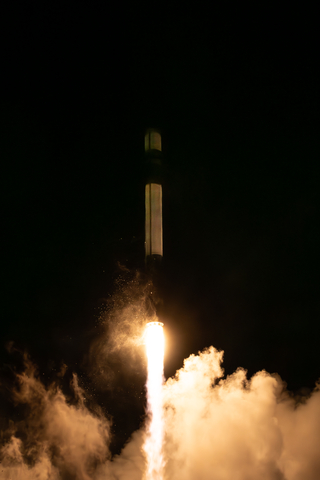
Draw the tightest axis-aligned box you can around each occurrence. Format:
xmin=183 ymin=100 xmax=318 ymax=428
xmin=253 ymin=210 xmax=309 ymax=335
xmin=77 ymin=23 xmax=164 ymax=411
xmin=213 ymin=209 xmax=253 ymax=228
xmin=162 ymin=347 xmax=320 ymax=480
xmin=143 ymin=321 xmax=165 ymax=480
xmin=0 ymin=357 xmax=111 ymax=480
xmin=1 ymin=345 xmax=320 ymax=479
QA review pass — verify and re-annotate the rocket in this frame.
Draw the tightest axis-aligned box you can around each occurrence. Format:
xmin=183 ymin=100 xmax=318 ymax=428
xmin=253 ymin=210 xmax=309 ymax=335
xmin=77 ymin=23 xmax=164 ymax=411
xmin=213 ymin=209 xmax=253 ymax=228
xmin=144 ymin=128 xmax=163 ymax=273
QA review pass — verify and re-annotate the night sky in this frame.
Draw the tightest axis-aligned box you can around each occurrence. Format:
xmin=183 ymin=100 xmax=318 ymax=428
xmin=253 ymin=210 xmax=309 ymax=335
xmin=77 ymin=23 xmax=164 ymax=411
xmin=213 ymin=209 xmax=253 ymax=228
xmin=2 ymin=3 xmax=319 ymax=454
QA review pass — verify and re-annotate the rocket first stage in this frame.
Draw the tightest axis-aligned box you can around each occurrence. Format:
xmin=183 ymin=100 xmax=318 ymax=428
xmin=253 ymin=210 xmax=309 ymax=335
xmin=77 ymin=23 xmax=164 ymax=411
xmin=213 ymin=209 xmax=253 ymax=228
xmin=145 ymin=128 xmax=163 ymax=271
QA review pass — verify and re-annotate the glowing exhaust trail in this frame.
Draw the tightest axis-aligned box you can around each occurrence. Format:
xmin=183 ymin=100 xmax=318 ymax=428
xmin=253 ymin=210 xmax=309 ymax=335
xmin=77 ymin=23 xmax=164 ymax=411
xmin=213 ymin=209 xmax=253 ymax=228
xmin=144 ymin=321 xmax=165 ymax=480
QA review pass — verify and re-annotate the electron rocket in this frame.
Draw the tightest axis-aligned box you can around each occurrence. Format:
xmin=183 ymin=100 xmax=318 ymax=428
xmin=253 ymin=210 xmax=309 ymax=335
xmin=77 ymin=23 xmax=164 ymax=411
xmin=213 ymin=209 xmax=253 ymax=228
xmin=144 ymin=128 xmax=163 ymax=273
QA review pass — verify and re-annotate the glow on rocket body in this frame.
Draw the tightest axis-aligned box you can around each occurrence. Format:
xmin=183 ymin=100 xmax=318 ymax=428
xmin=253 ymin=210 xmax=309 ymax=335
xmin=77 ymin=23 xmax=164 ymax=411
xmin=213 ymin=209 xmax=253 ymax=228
xmin=145 ymin=183 xmax=163 ymax=257
xmin=144 ymin=129 xmax=163 ymax=263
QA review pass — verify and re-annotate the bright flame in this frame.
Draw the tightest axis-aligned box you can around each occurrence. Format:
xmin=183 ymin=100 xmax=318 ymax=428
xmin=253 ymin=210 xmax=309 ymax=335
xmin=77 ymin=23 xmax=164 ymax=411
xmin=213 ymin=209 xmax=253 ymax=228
xmin=144 ymin=321 xmax=165 ymax=480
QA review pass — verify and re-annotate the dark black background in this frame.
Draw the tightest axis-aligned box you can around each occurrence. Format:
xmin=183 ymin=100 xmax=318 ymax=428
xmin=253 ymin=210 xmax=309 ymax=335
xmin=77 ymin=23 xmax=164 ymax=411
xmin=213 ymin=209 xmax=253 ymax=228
xmin=1 ymin=3 xmax=319 ymax=453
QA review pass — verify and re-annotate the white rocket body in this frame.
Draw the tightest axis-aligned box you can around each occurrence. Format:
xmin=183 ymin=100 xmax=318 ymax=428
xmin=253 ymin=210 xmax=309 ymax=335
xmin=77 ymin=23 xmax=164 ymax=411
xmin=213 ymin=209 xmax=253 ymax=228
xmin=145 ymin=129 xmax=163 ymax=268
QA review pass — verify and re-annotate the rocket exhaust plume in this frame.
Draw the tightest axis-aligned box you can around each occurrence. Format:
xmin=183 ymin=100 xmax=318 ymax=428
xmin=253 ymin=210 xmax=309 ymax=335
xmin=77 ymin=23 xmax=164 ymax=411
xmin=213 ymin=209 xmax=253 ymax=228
xmin=143 ymin=321 xmax=165 ymax=480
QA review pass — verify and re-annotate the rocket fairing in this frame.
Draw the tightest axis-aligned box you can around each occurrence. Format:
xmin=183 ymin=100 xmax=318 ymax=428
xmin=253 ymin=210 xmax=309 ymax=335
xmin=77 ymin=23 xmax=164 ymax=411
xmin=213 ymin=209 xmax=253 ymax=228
xmin=145 ymin=129 xmax=163 ymax=270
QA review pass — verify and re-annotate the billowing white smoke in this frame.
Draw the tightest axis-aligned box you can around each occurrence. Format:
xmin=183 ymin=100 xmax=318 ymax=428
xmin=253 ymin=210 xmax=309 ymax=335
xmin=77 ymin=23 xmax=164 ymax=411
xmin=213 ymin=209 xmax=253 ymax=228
xmin=1 ymin=347 xmax=320 ymax=479
xmin=0 ymin=358 xmax=111 ymax=480
xmin=162 ymin=347 xmax=320 ymax=480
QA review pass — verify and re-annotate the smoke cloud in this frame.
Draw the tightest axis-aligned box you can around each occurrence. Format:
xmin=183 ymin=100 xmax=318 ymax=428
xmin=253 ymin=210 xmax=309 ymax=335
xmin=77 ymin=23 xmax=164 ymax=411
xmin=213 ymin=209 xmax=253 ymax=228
xmin=0 ymin=357 xmax=111 ymax=480
xmin=162 ymin=347 xmax=320 ymax=480
xmin=1 ymin=347 xmax=320 ymax=479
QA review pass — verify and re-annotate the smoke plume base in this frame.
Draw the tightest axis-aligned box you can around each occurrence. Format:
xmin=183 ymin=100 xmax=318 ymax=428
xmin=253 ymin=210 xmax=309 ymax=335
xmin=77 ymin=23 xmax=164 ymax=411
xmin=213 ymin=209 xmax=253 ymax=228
xmin=1 ymin=346 xmax=320 ymax=479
